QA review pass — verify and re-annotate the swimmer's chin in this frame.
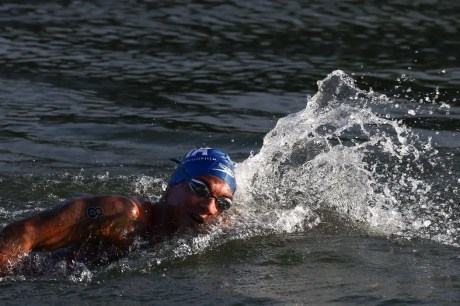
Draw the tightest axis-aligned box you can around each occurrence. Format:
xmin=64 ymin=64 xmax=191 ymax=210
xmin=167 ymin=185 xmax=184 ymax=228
xmin=189 ymin=213 xmax=205 ymax=224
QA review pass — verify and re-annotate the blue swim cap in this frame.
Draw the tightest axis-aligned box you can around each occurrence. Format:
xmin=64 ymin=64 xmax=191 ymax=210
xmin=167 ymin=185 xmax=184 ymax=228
xmin=169 ymin=148 xmax=236 ymax=194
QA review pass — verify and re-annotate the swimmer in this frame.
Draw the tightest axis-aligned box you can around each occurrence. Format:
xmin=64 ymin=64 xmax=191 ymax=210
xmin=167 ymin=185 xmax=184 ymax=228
xmin=0 ymin=148 xmax=236 ymax=276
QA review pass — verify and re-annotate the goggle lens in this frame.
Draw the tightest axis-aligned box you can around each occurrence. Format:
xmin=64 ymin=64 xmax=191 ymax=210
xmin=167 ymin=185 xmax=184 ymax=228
xmin=189 ymin=179 xmax=210 ymax=197
xmin=188 ymin=179 xmax=232 ymax=210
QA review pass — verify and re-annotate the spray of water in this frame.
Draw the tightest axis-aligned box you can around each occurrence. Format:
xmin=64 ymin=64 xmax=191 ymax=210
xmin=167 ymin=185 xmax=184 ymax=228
xmin=236 ymin=70 xmax=458 ymax=246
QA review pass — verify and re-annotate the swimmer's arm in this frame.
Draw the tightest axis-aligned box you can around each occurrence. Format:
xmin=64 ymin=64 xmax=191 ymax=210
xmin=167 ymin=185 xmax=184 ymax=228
xmin=0 ymin=195 xmax=141 ymax=275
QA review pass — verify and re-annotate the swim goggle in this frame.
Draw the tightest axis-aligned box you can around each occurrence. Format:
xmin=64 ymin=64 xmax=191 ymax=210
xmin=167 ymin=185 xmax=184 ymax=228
xmin=170 ymin=158 xmax=233 ymax=210
xmin=188 ymin=178 xmax=233 ymax=210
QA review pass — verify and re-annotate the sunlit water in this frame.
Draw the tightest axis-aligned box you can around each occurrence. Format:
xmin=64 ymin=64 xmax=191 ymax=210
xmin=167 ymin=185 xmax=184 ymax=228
xmin=0 ymin=1 xmax=459 ymax=305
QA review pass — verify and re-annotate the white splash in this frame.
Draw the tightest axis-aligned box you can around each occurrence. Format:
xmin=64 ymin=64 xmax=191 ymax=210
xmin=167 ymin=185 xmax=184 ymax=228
xmin=235 ymin=70 xmax=458 ymax=246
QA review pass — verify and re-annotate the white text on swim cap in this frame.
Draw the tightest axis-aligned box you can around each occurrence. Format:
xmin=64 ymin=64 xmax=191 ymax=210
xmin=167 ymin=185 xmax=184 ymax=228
xmin=186 ymin=148 xmax=211 ymax=158
xmin=212 ymin=163 xmax=235 ymax=178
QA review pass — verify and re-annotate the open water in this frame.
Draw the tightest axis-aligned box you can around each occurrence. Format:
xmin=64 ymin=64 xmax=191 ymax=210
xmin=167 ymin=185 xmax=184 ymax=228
xmin=0 ymin=1 xmax=459 ymax=305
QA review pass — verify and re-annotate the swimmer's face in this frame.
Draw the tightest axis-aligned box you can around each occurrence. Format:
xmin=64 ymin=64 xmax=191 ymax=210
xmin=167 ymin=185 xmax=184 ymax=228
xmin=164 ymin=175 xmax=233 ymax=232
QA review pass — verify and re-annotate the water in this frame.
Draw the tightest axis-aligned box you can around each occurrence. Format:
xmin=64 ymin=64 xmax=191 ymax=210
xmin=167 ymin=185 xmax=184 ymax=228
xmin=1 ymin=0 xmax=459 ymax=304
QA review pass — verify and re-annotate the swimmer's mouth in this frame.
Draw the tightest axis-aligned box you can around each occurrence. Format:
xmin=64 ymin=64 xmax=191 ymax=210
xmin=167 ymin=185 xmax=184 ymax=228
xmin=190 ymin=214 xmax=205 ymax=224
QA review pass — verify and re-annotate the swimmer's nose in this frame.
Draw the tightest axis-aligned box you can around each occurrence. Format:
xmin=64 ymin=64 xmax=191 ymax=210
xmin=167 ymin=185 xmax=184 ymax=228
xmin=199 ymin=197 xmax=219 ymax=216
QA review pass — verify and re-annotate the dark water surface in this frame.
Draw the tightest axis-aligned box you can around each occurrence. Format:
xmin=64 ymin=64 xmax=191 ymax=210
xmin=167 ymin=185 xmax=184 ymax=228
xmin=1 ymin=0 xmax=459 ymax=305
